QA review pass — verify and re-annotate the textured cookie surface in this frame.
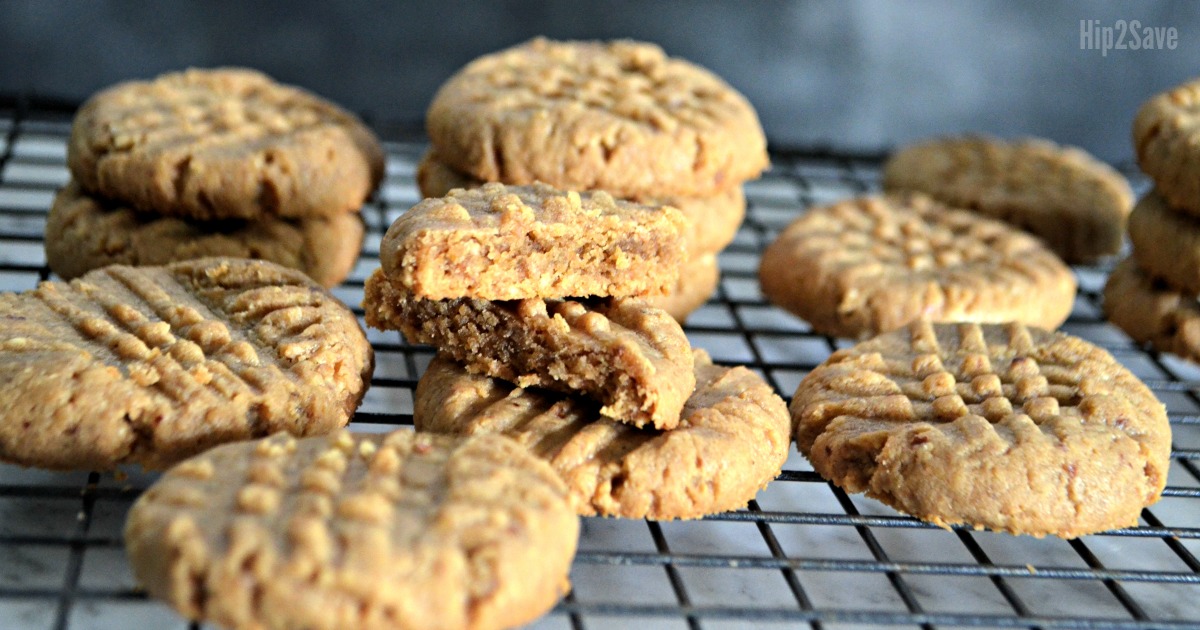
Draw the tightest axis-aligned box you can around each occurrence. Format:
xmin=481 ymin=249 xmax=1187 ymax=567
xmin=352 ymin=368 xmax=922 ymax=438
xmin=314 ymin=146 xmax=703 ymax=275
xmin=791 ymin=321 xmax=1170 ymax=537
xmin=68 ymin=67 xmax=384 ymax=220
xmin=1105 ymin=257 xmax=1200 ymax=363
xmin=758 ymin=194 xmax=1077 ymax=338
xmin=646 ymin=253 xmax=719 ymax=324
xmin=1128 ymin=190 xmax=1200 ymax=294
xmin=380 ymin=182 xmax=686 ymax=300
xmin=125 ymin=430 xmax=578 ymax=630
xmin=882 ymin=136 xmax=1133 ymax=263
xmin=415 ymin=350 xmax=790 ymax=520
xmin=365 ymin=270 xmax=694 ymax=429
xmin=416 ymin=150 xmax=745 ymax=256
xmin=1134 ymin=79 xmax=1200 ymax=215
xmin=46 ymin=181 xmax=363 ymax=288
xmin=0 ymin=258 xmax=373 ymax=470
xmin=427 ymin=38 xmax=768 ymax=198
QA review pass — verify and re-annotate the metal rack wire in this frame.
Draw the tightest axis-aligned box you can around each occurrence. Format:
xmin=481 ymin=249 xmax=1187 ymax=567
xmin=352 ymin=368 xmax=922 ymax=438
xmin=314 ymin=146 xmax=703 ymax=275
xmin=0 ymin=98 xmax=1198 ymax=630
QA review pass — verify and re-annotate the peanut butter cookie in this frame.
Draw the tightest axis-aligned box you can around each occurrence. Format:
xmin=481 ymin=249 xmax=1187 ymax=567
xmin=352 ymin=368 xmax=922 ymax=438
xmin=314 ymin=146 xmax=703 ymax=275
xmin=0 ymin=258 xmax=373 ymax=470
xmin=68 ymin=67 xmax=384 ymax=220
xmin=426 ymin=38 xmax=768 ymax=198
xmin=125 ymin=430 xmax=578 ymax=630
xmin=46 ymin=181 xmax=363 ymax=288
xmin=883 ymin=136 xmax=1132 ymax=263
xmin=1104 ymin=257 xmax=1200 ymax=363
xmin=1128 ymin=189 xmax=1200 ymax=294
xmin=364 ymin=269 xmax=694 ymax=429
xmin=1134 ymin=78 xmax=1200 ymax=216
xmin=415 ymin=350 xmax=790 ymax=520
xmin=379 ymin=182 xmax=686 ymax=301
xmin=758 ymin=194 xmax=1077 ymax=338
xmin=791 ymin=321 xmax=1170 ymax=537
xmin=416 ymin=150 xmax=745 ymax=257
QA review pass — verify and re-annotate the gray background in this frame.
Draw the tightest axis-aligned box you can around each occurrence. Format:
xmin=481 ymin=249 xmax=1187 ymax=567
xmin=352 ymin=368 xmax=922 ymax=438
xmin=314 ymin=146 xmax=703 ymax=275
xmin=2 ymin=0 xmax=1197 ymax=161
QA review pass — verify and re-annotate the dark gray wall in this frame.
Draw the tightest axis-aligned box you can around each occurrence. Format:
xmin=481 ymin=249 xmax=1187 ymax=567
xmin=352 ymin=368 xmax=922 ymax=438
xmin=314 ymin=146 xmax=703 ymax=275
xmin=2 ymin=0 xmax=1197 ymax=161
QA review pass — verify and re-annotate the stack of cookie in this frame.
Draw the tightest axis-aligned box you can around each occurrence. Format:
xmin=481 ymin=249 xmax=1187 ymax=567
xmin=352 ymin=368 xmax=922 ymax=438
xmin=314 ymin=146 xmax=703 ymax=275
xmin=416 ymin=38 xmax=769 ymax=322
xmin=364 ymin=182 xmax=792 ymax=520
xmin=1105 ymin=78 xmax=1200 ymax=362
xmin=50 ymin=67 xmax=384 ymax=288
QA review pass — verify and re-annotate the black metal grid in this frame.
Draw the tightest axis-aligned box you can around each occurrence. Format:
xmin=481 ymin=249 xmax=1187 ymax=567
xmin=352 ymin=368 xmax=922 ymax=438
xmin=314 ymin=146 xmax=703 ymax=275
xmin=0 ymin=98 xmax=1198 ymax=630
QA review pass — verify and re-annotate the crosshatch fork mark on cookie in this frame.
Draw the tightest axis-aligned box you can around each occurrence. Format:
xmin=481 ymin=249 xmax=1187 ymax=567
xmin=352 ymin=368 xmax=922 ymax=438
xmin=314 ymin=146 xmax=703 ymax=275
xmin=871 ymin=321 xmax=1088 ymax=424
xmin=0 ymin=258 xmax=372 ymax=470
xmin=792 ymin=319 xmax=1166 ymax=451
xmin=790 ymin=320 xmax=1171 ymax=536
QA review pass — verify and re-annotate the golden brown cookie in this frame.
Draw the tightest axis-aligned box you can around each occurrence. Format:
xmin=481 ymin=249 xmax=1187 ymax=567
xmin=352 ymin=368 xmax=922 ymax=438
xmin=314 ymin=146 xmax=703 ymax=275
xmin=1128 ymin=189 xmax=1200 ymax=294
xmin=68 ymin=67 xmax=384 ymax=221
xmin=416 ymin=150 xmax=745 ymax=256
xmin=646 ymin=253 xmax=719 ymax=323
xmin=45 ymin=181 xmax=363 ymax=288
xmin=426 ymin=38 xmax=768 ymax=198
xmin=882 ymin=135 xmax=1133 ymax=263
xmin=1104 ymin=257 xmax=1200 ymax=363
xmin=791 ymin=321 xmax=1171 ymax=538
xmin=415 ymin=350 xmax=790 ymax=520
xmin=0 ymin=258 xmax=373 ymax=470
xmin=1134 ymin=78 xmax=1200 ymax=215
xmin=364 ymin=269 xmax=694 ymax=429
xmin=758 ymin=194 xmax=1077 ymax=338
xmin=380 ymin=182 xmax=686 ymax=301
xmin=124 ymin=430 xmax=578 ymax=630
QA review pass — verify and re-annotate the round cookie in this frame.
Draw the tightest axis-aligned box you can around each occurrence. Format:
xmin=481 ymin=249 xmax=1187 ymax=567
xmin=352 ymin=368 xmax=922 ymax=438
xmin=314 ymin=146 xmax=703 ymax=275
xmin=46 ymin=181 xmax=363 ymax=288
xmin=791 ymin=321 xmax=1171 ymax=537
xmin=882 ymin=135 xmax=1133 ymax=264
xmin=1104 ymin=257 xmax=1200 ymax=363
xmin=758 ymin=194 xmax=1077 ymax=338
xmin=647 ymin=253 xmax=720 ymax=323
xmin=68 ymin=67 xmax=384 ymax=221
xmin=1128 ymin=189 xmax=1200 ymax=294
xmin=415 ymin=350 xmax=790 ymax=520
xmin=1134 ymin=78 xmax=1200 ymax=216
xmin=426 ymin=38 xmax=768 ymax=199
xmin=125 ymin=430 xmax=578 ymax=630
xmin=416 ymin=150 xmax=746 ymax=256
xmin=0 ymin=258 xmax=373 ymax=470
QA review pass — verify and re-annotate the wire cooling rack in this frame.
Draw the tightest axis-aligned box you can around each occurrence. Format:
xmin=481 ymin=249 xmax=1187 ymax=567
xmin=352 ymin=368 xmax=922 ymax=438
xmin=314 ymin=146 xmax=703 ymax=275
xmin=0 ymin=98 xmax=1198 ymax=630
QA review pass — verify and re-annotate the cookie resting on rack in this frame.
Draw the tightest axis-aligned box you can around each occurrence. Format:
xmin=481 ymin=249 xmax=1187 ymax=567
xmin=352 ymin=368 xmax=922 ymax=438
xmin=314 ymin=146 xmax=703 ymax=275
xmin=0 ymin=258 xmax=373 ymax=470
xmin=882 ymin=135 xmax=1132 ymax=263
xmin=426 ymin=38 xmax=768 ymax=198
xmin=414 ymin=350 xmax=790 ymax=520
xmin=46 ymin=181 xmax=364 ymax=288
xmin=67 ymin=67 xmax=384 ymax=221
xmin=124 ymin=430 xmax=579 ymax=630
xmin=364 ymin=269 xmax=695 ymax=430
xmin=758 ymin=193 xmax=1077 ymax=339
xmin=790 ymin=321 xmax=1171 ymax=538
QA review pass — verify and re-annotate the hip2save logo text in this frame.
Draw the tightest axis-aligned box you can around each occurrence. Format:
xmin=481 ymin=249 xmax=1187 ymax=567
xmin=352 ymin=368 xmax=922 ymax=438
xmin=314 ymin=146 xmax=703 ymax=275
xmin=1080 ymin=19 xmax=1178 ymax=56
